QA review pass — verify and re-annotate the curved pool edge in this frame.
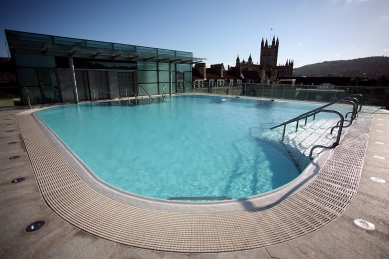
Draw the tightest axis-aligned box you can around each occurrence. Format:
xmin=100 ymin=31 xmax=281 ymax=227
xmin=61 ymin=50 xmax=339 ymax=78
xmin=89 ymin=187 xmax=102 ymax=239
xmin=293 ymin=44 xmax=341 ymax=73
xmin=16 ymin=105 xmax=373 ymax=253
xmin=33 ymin=106 xmax=330 ymax=214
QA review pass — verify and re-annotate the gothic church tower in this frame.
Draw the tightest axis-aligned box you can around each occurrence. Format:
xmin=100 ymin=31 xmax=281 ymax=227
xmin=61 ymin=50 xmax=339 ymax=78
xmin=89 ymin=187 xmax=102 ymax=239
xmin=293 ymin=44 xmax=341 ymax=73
xmin=260 ymin=37 xmax=279 ymax=68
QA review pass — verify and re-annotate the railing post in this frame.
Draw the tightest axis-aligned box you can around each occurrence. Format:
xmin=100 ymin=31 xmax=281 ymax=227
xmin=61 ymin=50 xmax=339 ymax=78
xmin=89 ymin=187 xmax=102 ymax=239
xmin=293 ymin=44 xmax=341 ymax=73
xmin=282 ymin=125 xmax=286 ymax=142
xmin=24 ymin=88 xmax=32 ymax=109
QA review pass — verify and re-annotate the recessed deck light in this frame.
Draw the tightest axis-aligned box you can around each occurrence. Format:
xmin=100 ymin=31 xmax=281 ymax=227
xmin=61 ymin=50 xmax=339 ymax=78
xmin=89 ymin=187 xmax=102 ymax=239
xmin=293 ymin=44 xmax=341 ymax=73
xmin=11 ymin=177 xmax=25 ymax=183
xmin=353 ymin=219 xmax=375 ymax=231
xmin=370 ymin=177 xmax=386 ymax=183
xmin=25 ymin=221 xmax=45 ymax=232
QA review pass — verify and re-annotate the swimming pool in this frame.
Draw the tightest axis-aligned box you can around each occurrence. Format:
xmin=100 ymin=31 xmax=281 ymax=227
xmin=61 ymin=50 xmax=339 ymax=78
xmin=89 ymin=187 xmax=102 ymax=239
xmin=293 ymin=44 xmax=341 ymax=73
xmin=36 ymin=95 xmax=338 ymax=201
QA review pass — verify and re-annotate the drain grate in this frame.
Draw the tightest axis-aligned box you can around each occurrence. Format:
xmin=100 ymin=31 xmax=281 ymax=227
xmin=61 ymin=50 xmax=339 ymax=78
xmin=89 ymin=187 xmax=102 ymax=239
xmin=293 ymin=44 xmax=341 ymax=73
xmin=353 ymin=219 xmax=375 ymax=230
xmin=6 ymin=130 xmax=15 ymax=132
xmin=8 ymin=142 xmax=17 ymax=144
xmin=9 ymin=156 xmax=20 ymax=160
xmin=25 ymin=221 xmax=45 ymax=232
xmin=370 ymin=177 xmax=386 ymax=183
xmin=11 ymin=177 xmax=25 ymax=183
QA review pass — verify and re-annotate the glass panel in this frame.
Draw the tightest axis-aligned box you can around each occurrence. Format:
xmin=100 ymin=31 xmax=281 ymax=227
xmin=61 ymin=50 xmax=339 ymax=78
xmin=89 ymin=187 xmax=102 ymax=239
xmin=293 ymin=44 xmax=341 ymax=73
xmin=73 ymin=58 xmax=88 ymax=69
xmin=113 ymin=43 xmax=136 ymax=51
xmin=158 ymin=62 xmax=169 ymax=70
xmin=137 ymin=62 xmax=157 ymax=70
xmin=13 ymin=31 xmax=52 ymax=43
xmin=88 ymin=60 xmax=114 ymax=69
xmin=139 ymin=83 xmax=158 ymax=95
xmin=159 ymin=71 xmax=170 ymax=82
xmin=138 ymin=71 xmax=158 ymax=83
xmin=55 ymin=57 xmax=70 ymax=68
xmin=14 ymin=54 xmax=56 ymax=68
xmin=86 ymin=40 xmax=112 ymax=49
xmin=136 ymin=46 xmax=157 ymax=54
xmin=114 ymin=61 xmax=137 ymax=70
xmin=184 ymin=72 xmax=192 ymax=82
xmin=39 ymin=70 xmax=61 ymax=102
xmin=53 ymin=37 xmax=85 ymax=46
xmin=177 ymin=64 xmax=191 ymax=72
xmin=16 ymin=68 xmax=39 ymax=86
xmin=118 ymin=72 xmax=135 ymax=97
xmin=21 ymin=87 xmax=42 ymax=105
xmin=176 ymin=51 xmax=192 ymax=57
xmin=158 ymin=49 xmax=175 ymax=55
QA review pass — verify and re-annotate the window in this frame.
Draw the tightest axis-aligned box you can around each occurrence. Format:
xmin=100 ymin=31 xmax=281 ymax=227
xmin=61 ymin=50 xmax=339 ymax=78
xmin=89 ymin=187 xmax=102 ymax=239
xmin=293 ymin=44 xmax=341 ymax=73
xmin=194 ymin=79 xmax=204 ymax=88
xmin=237 ymin=80 xmax=242 ymax=85
xmin=217 ymin=79 xmax=225 ymax=87
xmin=229 ymin=80 xmax=234 ymax=86
xmin=209 ymin=79 xmax=215 ymax=87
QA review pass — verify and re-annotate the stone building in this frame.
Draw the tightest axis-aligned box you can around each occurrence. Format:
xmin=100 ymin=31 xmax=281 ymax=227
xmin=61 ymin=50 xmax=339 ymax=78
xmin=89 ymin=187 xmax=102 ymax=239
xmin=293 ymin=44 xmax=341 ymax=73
xmin=233 ymin=37 xmax=294 ymax=83
xmin=193 ymin=37 xmax=293 ymax=85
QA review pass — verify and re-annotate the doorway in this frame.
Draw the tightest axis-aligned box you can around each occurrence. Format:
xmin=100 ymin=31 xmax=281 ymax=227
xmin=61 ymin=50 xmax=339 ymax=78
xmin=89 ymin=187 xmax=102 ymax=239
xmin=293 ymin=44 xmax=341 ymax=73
xmin=37 ymin=69 xmax=62 ymax=103
xmin=176 ymin=71 xmax=184 ymax=93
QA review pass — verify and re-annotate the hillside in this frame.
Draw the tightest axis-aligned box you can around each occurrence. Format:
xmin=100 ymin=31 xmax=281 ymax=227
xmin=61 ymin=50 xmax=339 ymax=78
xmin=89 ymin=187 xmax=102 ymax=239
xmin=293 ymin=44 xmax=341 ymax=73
xmin=293 ymin=56 xmax=389 ymax=79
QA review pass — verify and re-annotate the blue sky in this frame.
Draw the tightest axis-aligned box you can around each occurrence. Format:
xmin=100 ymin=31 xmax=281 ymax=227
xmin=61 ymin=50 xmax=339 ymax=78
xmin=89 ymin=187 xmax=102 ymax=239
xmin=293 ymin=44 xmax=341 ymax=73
xmin=0 ymin=0 xmax=388 ymax=68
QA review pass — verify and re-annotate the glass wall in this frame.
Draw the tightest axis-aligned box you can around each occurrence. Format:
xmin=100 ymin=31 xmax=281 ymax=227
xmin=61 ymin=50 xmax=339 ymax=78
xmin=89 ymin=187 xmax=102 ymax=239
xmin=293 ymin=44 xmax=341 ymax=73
xmin=6 ymin=30 xmax=195 ymax=104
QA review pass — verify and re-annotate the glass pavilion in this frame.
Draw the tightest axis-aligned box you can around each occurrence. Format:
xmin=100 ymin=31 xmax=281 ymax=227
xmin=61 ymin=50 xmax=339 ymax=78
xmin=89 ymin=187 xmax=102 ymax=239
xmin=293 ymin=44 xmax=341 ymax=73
xmin=5 ymin=30 xmax=204 ymax=105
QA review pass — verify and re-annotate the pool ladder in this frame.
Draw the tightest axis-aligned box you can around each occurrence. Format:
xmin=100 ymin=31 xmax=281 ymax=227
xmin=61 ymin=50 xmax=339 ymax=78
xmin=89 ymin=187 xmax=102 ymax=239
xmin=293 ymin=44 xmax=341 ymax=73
xmin=270 ymin=94 xmax=363 ymax=158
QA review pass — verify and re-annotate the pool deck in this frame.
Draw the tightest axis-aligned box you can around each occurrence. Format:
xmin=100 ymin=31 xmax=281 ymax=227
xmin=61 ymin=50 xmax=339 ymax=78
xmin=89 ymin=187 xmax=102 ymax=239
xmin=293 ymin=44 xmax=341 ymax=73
xmin=1 ymin=104 xmax=388 ymax=259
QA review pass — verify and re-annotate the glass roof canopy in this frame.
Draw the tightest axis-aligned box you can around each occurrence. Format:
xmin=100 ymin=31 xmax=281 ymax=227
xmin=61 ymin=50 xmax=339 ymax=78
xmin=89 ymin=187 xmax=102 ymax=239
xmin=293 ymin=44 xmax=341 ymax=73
xmin=5 ymin=30 xmax=205 ymax=64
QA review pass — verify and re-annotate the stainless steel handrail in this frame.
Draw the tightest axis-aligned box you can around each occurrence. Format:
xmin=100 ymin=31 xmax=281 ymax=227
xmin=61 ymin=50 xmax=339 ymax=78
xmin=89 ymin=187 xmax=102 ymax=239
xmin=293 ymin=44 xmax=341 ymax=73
xmin=270 ymin=94 xmax=363 ymax=132
xmin=93 ymin=88 xmax=124 ymax=105
xmin=24 ymin=87 xmax=32 ymax=109
xmin=309 ymin=109 xmax=345 ymax=158
xmin=162 ymin=84 xmax=166 ymax=98
xmin=125 ymin=87 xmax=139 ymax=104
xmin=139 ymin=85 xmax=153 ymax=101
xmin=268 ymin=94 xmax=363 ymax=159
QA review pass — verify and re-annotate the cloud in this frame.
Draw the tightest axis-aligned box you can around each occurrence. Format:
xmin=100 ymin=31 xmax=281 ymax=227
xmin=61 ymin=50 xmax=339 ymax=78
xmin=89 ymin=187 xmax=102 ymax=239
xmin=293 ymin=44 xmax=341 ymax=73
xmin=336 ymin=53 xmax=341 ymax=57
xmin=384 ymin=48 xmax=389 ymax=52
xmin=298 ymin=42 xmax=304 ymax=46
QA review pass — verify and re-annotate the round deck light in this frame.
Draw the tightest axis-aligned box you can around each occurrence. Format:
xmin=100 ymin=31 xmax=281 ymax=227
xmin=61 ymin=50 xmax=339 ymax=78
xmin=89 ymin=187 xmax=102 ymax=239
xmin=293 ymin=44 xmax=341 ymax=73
xmin=353 ymin=219 xmax=375 ymax=231
xmin=11 ymin=177 xmax=25 ymax=183
xmin=25 ymin=221 xmax=45 ymax=232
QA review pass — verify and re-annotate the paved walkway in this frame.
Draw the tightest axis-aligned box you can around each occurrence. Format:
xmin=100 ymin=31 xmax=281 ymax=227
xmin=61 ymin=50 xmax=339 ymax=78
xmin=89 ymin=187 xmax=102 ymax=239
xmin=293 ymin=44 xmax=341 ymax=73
xmin=1 ymin=105 xmax=388 ymax=258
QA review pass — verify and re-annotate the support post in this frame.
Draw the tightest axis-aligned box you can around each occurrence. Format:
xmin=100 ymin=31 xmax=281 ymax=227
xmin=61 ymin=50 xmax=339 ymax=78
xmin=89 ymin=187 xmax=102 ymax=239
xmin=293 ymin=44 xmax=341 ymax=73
xmin=68 ymin=57 xmax=79 ymax=104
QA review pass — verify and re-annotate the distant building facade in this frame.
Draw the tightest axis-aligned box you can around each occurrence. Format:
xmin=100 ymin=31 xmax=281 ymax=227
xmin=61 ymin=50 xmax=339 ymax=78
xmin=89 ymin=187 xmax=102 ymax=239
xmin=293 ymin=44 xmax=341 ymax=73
xmin=193 ymin=37 xmax=293 ymax=85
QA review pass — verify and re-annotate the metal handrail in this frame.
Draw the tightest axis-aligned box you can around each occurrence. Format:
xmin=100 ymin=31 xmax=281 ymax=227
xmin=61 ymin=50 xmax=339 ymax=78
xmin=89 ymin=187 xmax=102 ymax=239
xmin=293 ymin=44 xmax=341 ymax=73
xmin=24 ymin=87 xmax=32 ymax=109
xmin=162 ymin=84 xmax=166 ymax=98
xmin=93 ymin=88 xmax=124 ymax=105
xmin=270 ymin=94 xmax=363 ymax=132
xmin=309 ymin=109 xmax=345 ymax=158
xmin=268 ymin=94 xmax=363 ymax=158
xmin=139 ymin=85 xmax=153 ymax=101
xmin=125 ymin=87 xmax=139 ymax=104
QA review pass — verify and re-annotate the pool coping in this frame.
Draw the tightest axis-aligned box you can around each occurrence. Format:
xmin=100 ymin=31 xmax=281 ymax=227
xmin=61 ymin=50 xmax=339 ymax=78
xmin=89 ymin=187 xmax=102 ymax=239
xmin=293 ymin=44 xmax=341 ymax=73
xmin=16 ymin=99 xmax=373 ymax=252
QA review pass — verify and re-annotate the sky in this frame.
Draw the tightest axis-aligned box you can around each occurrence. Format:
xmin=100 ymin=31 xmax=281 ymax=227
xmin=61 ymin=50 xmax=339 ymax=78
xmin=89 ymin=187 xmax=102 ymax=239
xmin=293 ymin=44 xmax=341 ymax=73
xmin=0 ymin=0 xmax=388 ymax=68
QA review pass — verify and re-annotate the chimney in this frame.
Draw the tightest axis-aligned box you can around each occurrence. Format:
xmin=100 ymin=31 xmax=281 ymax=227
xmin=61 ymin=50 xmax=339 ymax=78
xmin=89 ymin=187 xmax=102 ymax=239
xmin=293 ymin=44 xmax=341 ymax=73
xmin=210 ymin=63 xmax=224 ymax=77
xmin=194 ymin=63 xmax=206 ymax=78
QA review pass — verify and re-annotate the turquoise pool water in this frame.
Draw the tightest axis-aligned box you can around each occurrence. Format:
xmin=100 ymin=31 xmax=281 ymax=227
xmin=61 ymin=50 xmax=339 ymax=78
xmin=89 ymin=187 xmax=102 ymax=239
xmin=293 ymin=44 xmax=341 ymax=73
xmin=37 ymin=95 xmax=328 ymax=201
